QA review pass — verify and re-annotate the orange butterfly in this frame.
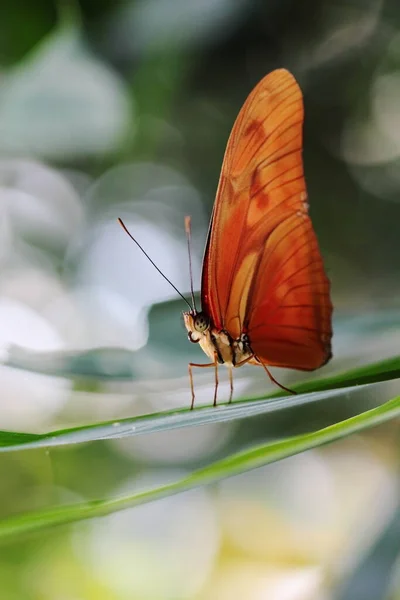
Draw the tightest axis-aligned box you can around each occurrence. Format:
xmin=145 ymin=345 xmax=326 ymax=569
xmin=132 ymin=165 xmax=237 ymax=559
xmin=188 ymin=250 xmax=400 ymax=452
xmin=119 ymin=69 xmax=332 ymax=409
xmin=182 ymin=69 xmax=332 ymax=408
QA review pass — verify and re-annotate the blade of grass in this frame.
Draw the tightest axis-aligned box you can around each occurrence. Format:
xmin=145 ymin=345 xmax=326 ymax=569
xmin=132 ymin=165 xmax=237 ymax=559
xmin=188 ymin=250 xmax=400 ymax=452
xmin=264 ymin=355 xmax=400 ymax=398
xmin=0 ymin=353 xmax=399 ymax=452
xmin=0 ymin=393 xmax=399 ymax=541
xmin=0 ymin=384 xmax=376 ymax=452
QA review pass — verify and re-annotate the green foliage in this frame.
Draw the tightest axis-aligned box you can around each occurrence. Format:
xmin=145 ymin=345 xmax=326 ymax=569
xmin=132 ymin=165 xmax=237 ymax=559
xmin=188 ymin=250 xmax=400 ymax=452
xmin=0 ymin=354 xmax=399 ymax=541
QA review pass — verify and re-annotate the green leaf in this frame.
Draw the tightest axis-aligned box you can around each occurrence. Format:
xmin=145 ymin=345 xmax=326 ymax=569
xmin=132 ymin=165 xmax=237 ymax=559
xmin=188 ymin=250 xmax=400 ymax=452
xmin=336 ymin=504 xmax=400 ymax=600
xmin=0 ymin=22 xmax=131 ymax=158
xmin=0 ymin=354 xmax=399 ymax=452
xmin=0 ymin=393 xmax=399 ymax=541
xmin=266 ymin=354 xmax=400 ymax=397
xmin=0 ymin=385 xmax=368 ymax=452
xmin=0 ymin=431 xmax=39 ymax=448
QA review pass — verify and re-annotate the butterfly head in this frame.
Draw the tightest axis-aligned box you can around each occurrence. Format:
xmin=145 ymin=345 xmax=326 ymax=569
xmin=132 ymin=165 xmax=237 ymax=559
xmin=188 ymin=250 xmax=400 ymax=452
xmin=183 ymin=310 xmax=210 ymax=344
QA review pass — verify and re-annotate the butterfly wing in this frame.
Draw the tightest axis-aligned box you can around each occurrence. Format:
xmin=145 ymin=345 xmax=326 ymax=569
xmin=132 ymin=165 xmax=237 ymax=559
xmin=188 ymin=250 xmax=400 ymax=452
xmin=245 ymin=211 xmax=332 ymax=369
xmin=201 ymin=69 xmax=332 ymax=370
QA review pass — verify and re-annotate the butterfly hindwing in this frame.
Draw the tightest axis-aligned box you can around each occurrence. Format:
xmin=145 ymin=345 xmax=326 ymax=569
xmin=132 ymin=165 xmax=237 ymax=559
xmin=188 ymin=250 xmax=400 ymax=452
xmin=245 ymin=212 xmax=332 ymax=369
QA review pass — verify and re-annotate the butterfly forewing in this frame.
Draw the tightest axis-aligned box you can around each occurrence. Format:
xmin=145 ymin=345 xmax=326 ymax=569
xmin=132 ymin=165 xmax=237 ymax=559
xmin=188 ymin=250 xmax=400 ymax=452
xmin=201 ymin=69 xmax=332 ymax=370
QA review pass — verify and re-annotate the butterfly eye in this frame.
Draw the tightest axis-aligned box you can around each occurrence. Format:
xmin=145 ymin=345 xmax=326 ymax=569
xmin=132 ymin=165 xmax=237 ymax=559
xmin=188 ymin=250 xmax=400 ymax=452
xmin=194 ymin=313 xmax=210 ymax=333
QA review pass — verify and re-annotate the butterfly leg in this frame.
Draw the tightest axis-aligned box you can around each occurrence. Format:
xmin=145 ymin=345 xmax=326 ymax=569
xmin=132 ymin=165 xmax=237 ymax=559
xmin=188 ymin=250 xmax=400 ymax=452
xmin=235 ymin=355 xmax=254 ymax=368
xmin=188 ymin=361 xmax=217 ymax=410
xmin=228 ymin=366 xmax=233 ymax=403
xmin=257 ymin=358 xmax=296 ymax=395
xmin=213 ymin=360 xmax=219 ymax=407
xmin=228 ymin=355 xmax=254 ymax=403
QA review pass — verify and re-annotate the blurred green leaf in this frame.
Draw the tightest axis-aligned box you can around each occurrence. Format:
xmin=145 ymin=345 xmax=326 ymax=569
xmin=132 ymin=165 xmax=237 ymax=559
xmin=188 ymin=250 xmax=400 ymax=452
xmin=0 ymin=22 xmax=131 ymax=159
xmin=3 ymin=309 xmax=400 ymax=381
xmin=107 ymin=0 xmax=249 ymax=56
xmin=336 ymin=504 xmax=400 ymax=600
xmin=2 ymin=302 xmax=399 ymax=383
xmin=130 ymin=49 xmax=190 ymax=160
xmin=0 ymin=393 xmax=399 ymax=540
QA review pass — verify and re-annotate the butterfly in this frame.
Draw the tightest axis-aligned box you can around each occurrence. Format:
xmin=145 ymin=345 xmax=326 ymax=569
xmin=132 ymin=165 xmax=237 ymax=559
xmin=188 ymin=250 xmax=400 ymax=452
xmin=118 ymin=69 xmax=332 ymax=410
xmin=182 ymin=69 xmax=332 ymax=408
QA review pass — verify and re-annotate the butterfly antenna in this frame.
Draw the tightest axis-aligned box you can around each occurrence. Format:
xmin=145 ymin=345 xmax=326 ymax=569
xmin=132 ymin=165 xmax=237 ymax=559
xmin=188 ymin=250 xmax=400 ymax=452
xmin=184 ymin=216 xmax=197 ymax=312
xmin=117 ymin=218 xmax=192 ymax=311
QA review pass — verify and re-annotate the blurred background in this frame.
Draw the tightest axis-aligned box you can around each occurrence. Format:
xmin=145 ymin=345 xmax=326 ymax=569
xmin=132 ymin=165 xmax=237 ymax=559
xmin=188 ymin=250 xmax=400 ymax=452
xmin=1 ymin=0 xmax=400 ymax=598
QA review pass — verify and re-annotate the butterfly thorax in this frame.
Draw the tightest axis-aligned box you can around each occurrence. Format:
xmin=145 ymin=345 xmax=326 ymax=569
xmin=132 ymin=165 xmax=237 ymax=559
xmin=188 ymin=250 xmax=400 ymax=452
xmin=183 ymin=311 xmax=253 ymax=367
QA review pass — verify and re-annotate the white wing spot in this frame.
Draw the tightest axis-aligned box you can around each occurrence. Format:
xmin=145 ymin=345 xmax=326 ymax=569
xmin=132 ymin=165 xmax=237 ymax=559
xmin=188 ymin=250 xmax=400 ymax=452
xmin=300 ymin=191 xmax=309 ymax=212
